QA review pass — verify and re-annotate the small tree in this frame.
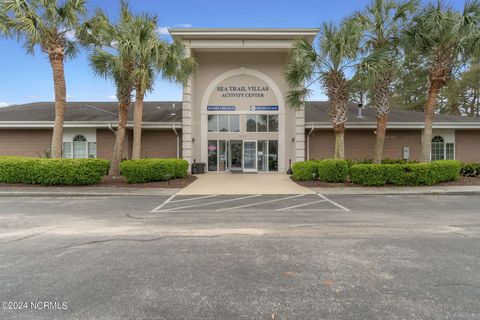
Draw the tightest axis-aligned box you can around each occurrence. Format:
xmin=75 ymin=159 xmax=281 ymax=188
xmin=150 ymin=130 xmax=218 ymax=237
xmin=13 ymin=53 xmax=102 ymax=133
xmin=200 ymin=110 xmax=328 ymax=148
xmin=400 ymin=0 xmax=480 ymax=162
xmin=131 ymin=27 xmax=194 ymax=160
xmin=80 ymin=3 xmax=137 ymax=175
xmin=0 ymin=0 xmax=86 ymax=158
xmin=354 ymin=0 xmax=417 ymax=163
xmin=286 ymin=20 xmax=362 ymax=159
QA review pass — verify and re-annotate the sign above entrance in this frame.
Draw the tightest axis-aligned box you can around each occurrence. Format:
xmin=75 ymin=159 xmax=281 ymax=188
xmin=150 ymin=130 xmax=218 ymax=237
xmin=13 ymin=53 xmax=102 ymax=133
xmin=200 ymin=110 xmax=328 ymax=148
xmin=207 ymin=106 xmax=236 ymax=111
xmin=250 ymin=105 xmax=279 ymax=111
xmin=208 ymin=75 xmax=278 ymax=113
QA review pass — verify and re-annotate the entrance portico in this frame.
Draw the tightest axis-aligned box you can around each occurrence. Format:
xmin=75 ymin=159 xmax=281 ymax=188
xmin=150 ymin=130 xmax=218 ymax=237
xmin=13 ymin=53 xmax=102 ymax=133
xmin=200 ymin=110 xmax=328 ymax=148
xmin=169 ymin=28 xmax=319 ymax=173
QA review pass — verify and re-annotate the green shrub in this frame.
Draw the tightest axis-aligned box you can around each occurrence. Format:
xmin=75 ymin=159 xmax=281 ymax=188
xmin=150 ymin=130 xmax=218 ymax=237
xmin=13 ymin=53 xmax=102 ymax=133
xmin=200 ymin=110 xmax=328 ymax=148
xmin=120 ymin=158 xmax=189 ymax=184
xmin=292 ymin=160 xmax=319 ymax=181
xmin=350 ymin=160 xmax=461 ymax=186
xmin=0 ymin=157 xmax=109 ymax=185
xmin=317 ymin=159 xmax=348 ymax=182
xmin=350 ymin=164 xmax=388 ymax=186
xmin=461 ymin=162 xmax=480 ymax=177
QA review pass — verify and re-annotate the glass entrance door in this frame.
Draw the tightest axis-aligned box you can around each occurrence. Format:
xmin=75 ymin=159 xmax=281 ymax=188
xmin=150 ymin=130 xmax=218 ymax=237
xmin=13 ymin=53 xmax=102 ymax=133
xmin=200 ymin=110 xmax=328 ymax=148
xmin=243 ymin=140 xmax=257 ymax=172
xmin=229 ymin=140 xmax=243 ymax=172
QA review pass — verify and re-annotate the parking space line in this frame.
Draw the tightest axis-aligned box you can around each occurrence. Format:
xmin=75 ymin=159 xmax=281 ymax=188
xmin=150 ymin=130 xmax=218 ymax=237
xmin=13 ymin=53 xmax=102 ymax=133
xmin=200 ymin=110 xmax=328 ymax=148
xmin=275 ymin=199 xmax=327 ymax=211
xmin=150 ymin=195 xmax=176 ymax=212
xmin=169 ymin=195 xmax=217 ymax=203
xmin=216 ymin=194 xmax=306 ymax=211
xmin=318 ymin=194 xmax=350 ymax=212
xmin=157 ymin=194 xmax=262 ymax=212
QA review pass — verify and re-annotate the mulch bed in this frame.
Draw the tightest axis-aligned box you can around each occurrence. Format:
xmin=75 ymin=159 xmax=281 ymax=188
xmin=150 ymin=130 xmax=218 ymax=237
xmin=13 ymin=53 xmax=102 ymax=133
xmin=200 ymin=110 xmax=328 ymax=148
xmin=0 ymin=175 xmax=197 ymax=189
xmin=292 ymin=176 xmax=480 ymax=188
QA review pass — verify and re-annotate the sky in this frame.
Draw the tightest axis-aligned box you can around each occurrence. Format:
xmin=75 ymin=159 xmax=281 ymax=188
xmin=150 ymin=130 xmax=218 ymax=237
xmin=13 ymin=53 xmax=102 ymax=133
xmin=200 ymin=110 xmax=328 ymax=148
xmin=0 ymin=0 xmax=467 ymax=107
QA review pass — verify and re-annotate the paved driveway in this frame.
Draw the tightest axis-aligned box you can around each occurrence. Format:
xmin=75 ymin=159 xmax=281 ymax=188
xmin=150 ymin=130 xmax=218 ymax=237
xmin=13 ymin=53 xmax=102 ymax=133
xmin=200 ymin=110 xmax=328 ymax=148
xmin=0 ymin=194 xmax=479 ymax=320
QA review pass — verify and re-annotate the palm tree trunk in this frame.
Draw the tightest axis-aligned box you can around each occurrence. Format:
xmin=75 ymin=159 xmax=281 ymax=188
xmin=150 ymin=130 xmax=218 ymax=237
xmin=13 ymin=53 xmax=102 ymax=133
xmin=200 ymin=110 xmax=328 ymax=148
xmin=333 ymin=124 xmax=345 ymax=160
xmin=132 ymin=88 xmax=144 ymax=160
xmin=109 ymin=101 xmax=129 ymax=176
xmin=48 ymin=53 xmax=66 ymax=158
xmin=373 ymin=114 xmax=387 ymax=164
xmin=421 ymin=80 xmax=443 ymax=162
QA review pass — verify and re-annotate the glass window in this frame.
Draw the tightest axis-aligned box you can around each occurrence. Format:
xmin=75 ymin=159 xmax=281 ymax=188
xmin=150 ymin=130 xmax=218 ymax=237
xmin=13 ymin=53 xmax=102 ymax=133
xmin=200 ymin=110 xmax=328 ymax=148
xmin=446 ymin=143 xmax=455 ymax=160
xmin=229 ymin=115 xmax=240 ymax=132
xmin=246 ymin=115 xmax=257 ymax=132
xmin=73 ymin=135 xmax=87 ymax=159
xmin=431 ymin=136 xmax=445 ymax=161
xmin=268 ymin=115 xmax=278 ymax=132
xmin=208 ymin=115 xmax=217 ymax=132
xmin=62 ymin=142 xmax=72 ymax=158
xmin=208 ymin=140 xmax=218 ymax=171
xmin=218 ymin=140 xmax=227 ymax=171
xmin=88 ymin=142 xmax=97 ymax=158
xmin=218 ymin=115 xmax=229 ymax=132
xmin=268 ymin=140 xmax=278 ymax=171
xmin=258 ymin=115 xmax=268 ymax=132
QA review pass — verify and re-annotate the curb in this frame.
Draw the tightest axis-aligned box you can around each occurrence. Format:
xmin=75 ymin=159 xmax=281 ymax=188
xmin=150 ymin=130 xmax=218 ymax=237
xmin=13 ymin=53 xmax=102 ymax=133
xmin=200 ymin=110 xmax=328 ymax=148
xmin=318 ymin=191 xmax=480 ymax=196
xmin=0 ymin=192 xmax=176 ymax=197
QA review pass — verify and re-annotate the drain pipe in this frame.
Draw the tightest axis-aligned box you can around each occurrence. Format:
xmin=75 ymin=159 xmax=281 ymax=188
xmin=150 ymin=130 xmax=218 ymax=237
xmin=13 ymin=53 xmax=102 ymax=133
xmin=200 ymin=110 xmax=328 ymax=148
xmin=306 ymin=124 xmax=315 ymax=160
xmin=108 ymin=122 xmax=116 ymax=134
xmin=172 ymin=124 xmax=180 ymax=159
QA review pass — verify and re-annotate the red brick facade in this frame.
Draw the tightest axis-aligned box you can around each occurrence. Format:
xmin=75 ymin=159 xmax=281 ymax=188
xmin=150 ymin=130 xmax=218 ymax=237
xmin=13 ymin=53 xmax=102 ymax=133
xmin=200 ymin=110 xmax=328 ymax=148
xmin=0 ymin=129 xmax=52 ymax=157
xmin=308 ymin=129 xmax=425 ymax=161
xmin=455 ymin=130 xmax=480 ymax=162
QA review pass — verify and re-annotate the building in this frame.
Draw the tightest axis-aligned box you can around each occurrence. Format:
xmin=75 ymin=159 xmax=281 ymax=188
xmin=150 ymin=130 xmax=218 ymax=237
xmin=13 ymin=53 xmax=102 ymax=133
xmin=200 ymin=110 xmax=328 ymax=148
xmin=1 ymin=29 xmax=480 ymax=170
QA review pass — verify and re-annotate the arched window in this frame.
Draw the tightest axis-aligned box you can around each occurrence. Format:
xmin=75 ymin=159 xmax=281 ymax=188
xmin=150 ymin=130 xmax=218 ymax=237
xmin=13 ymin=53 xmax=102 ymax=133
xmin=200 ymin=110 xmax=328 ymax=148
xmin=431 ymin=136 xmax=455 ymax=161
xmin=73 ymin=135 xmax=87 ymax=159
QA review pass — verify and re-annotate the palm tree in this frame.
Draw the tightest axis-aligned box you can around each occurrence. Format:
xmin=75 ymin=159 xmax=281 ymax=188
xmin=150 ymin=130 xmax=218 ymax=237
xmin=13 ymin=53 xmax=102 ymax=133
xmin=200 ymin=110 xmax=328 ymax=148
xmin=400 ymin=0 xmax=480 ymax=162
xmin=354 ymin=0 xmax=417 ymax=163
xmin=131 ymin=25 xmax=194 ymax=160
xmin=79 ymin=3 xmax=136 ymax=176
xmin=0 ymin=0 xmax=86 ymax=158
xmin=286 ymin=20 xmax=362 ymax=159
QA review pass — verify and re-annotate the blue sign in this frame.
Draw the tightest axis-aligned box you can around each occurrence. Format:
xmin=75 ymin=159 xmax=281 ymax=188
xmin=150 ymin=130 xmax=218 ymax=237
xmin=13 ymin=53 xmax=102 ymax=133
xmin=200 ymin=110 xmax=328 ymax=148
xmin=250 ymin=105 xmax=279 ymax=111
xmin=207 ymin=106 xmax=236 ymax=111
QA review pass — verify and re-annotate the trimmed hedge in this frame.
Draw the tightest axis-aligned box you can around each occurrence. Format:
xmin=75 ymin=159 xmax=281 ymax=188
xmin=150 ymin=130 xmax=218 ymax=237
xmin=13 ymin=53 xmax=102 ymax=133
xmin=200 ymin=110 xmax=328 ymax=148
xmin=317 ymin=159 xmax=349 ymax=182
xmin=0 ymin=157 xmax=110 ymax=185
xmin=461 ymin=162 xmax=480 ymax=177
xmin=120 ymin=158 xmax=189 ymax=184
xmin=350 ymin=160 xmax=461 ymax=186
xmin=292 ymin=159 xmax=348 ymax=182
xmin=292 ymin=160 xmax=319 ymax=181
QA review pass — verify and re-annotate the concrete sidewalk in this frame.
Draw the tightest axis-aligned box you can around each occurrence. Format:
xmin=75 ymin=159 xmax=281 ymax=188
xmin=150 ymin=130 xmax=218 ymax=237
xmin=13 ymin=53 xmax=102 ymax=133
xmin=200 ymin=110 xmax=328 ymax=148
xmin=0 ymin=183 xmax=479 ymax=197
xmin=315 ymin=185 xmax=480 ymax=195
xmin=0 ymin=186 xmax=179 ymax=197
xmin=177 ymin=173 xmax=315 ymax=195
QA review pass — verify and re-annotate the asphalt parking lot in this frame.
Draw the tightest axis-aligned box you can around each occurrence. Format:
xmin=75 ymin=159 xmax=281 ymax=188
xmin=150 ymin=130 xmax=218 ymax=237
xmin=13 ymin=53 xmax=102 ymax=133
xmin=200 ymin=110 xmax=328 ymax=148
xmin=0 ymin=193 xmax=479 ymax=320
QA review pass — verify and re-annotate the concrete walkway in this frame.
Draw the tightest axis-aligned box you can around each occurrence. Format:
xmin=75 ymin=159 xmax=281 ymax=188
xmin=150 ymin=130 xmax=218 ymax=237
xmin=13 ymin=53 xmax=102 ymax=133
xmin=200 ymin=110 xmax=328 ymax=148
xmin=177 ymin=173 xmax=315 ymax=195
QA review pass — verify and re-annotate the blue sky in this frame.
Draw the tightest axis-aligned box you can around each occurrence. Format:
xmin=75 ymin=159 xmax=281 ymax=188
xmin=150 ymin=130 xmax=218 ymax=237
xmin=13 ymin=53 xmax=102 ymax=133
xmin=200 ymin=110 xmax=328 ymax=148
xmin=0 ymin=0 xmax=466 ymax=107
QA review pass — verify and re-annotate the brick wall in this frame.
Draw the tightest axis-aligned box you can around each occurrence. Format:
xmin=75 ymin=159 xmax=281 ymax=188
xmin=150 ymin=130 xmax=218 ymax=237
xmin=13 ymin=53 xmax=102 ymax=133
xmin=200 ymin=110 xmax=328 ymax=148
xmin=308 ymin=129 xmax=423 ymax=161
xmin=456 ymin=130 xmax=480 ymax=162
xmin=141 ymin=130 xmax=181 ymax=158
xmin=0 ymin=129 xmax=52 ymax=157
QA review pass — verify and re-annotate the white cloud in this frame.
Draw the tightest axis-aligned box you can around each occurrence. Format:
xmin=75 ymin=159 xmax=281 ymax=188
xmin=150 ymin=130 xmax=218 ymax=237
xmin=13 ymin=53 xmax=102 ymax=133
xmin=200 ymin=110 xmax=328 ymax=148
xmin=67 ymin=94 xmax=76 ymax=100
xmin=65 ymin=30 xmax=76 ymax=41
xmin=176 ymin=24 xmax=193 ymax=28
xmin=107 ymin=95 xmax=117 ymax=100
xmin=157 ymin=27 xmax=170 ymax=35
xmin=0 ymin=102 xmax=12 ymax=108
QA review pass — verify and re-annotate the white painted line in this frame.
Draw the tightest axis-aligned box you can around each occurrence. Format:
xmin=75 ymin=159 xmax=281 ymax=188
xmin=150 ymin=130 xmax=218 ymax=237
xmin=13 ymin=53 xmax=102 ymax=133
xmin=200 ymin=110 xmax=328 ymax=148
xmin=275 ymin=199 xmax=327 ymax=211
xmin=216 ymin=194 xmax=306 ymax=211
xmin=318 ymin=194 xmax=350 ymax=212
xmin=150 ymin=194 xmax=176 ymax=212
xmin=157 ymin=194 xmax=262 ymax=212
xmin=169 ymin=195 xmax=217 ymax=203
xmin=152 ymin=209 xmax=345 ymax=213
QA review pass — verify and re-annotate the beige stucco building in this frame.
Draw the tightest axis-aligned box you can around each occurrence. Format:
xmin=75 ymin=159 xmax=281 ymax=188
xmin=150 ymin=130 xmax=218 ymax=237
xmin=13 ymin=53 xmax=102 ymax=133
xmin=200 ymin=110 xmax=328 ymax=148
xmin=1 ymin=28 xmax=480 ymax=168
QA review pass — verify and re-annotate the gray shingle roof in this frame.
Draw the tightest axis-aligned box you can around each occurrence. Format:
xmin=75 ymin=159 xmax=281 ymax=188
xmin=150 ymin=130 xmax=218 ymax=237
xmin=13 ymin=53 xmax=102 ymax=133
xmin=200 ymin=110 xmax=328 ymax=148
xmin=305 ymin=101 xmax=480 ymax=123
xmin=0 ymin=101 xmax=478 ymax=124
xmin=0 ymin=101 xmax=182 ymax=122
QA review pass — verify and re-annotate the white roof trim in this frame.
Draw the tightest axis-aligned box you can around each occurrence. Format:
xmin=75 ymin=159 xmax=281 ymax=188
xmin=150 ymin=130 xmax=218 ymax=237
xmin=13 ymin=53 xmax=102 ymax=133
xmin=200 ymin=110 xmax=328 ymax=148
xmin=0 ymin=121 xmax=183 ymax=129
xmin=306 ymin=122 xmax=480 ymax=129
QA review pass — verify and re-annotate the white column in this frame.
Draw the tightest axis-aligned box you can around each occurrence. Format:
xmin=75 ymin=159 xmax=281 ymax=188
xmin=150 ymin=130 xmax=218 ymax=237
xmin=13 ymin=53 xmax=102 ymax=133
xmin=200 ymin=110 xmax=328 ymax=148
xmin=182 ymin=48 xmax=193 ymax=167
xmin=295 ymin=106 xmax=306 ymax=163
